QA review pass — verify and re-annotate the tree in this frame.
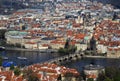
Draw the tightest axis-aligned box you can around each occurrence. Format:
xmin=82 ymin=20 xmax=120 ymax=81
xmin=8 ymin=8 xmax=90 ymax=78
xmin=0 ymin=30 xmax=7 ymax=39
xmin=114 ymin=75 xmax=120 ymax=81
xmin=0 ymin=56 xmax=3 ymax=66
xmin=113 ymin=69 xmax=120 ymax=81
xmin=10 ymin=64 xmax=15 ymax=70
xmin=23 ymin=69 xmax=39 ymax=81
xmin=23 ymin=69 xmax=33 ymax=78
xmin=87 ymin=78 xmax=94 ymax=81
xmin=15 ymin=43 xmax=21 ymax=48
xmin=14 ymin=67 xmax=21 ymax=76
xmin=64 ymin=72 xmax=74 ymax=81
xmin=105 ymin=67 xmax=116 ymax=79
xmin=58 ymin=38 xmax=77 ymax=55
xmin=58 ymin=48 xmax=67 ymax=55
xmin=28 ymin=74 xmax=39 ymax=81
xmin=97 ymin=73 xmax=106 ymax=81
xmin=57 ymin=74 xmax=62 ymax=81
xmin=103 ymin=77 xmax=113 ymax=81
xmin=97 ymin=67 xmax=120 ymax=81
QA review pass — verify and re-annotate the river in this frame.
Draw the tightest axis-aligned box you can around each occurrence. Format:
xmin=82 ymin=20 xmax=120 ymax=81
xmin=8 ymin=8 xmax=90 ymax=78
xmin=0 ymin=50 xmax=58 ymax=66
xmin=1 ymin=50 xmax=120 ymax=72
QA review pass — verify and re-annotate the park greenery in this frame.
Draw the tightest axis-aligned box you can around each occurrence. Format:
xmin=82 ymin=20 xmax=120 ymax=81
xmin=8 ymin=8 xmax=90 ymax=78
xmin=86 ymin=67 xmax=120 ymax=81
xmin=14 ymin=67 xmax=21 ymax=76
xmin=97 ymin=66 xmax=120 ymax=81
xmin=0 ymin=56 xmax=2 ymax=66
xmin=10 ymin=64 xmax=15 ymax=70
xmin=23 ymin=69 xmax=39 ymax=81
xmin=0 ymin=30 xmax=6 ymax=39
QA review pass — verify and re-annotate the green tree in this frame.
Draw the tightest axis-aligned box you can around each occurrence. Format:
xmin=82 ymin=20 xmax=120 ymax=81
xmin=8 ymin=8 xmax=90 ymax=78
xmin=28 ymin=74 xmax=39 ymax=81
xmin=23 ymin=69 xmax=33 ymax=78
xmin=23 ymin=69 xmax=39 ymax=81
xmin=10 ymin=64 xmax=15 ymax=70
xmin=59 ymin=47 xmax=70 ymax=54
xmin=14 ymin=67 xmax=21 ymax=76
xmin=58 ymin=45 xmax=77 ymax=55
xmin=58 ymin=48 xmax=67 ymax=55
xmin=105 ymin=67 xmax=116 ymax=79
xmin=0 ymin=29 xmax=6 ymax=39
xmin=64 ymin=72 xmax=74 ymax=81
xmin=97 ymin=73 xmax=106 ymax=81
xmin=97 ymin=67 xmax=120 ymax=81
xmin=103 ymin=77 xmax=113 ymax=81
xmin=114 ymin=75 xmax=120 ymax=81
xmin=69 ymin=45 xmax=77 ymax=53
xmin=15 ymin=43 xmax=21 ymax=48
xmin=58 ymin=38 xmax=77 ymax=55
xmin=87 ymin=78 xmax=94 ymax=81
xmin=113 ymin=71 xmax=120 ymax=81
xmin=0 ymin=56 xmax=3 ymax=66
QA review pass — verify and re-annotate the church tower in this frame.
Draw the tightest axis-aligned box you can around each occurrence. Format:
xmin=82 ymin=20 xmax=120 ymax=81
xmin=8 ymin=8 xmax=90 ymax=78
xmin=90 ymin=36 xmax=97 ymax=54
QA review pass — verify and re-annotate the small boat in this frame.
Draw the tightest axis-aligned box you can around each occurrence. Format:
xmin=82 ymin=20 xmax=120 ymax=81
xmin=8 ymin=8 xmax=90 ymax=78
xmin=17 ymin=57 xmax=27 ymax=60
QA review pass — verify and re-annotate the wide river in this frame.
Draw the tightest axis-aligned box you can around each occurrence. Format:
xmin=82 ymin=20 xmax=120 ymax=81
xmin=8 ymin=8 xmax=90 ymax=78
xmin=1 ymin=50 xmax=120 ymax=72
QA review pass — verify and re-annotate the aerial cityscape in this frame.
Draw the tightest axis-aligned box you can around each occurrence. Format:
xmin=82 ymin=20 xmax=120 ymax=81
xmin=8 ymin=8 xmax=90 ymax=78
xmin=0 ymin=0 xmax=120 ymax=81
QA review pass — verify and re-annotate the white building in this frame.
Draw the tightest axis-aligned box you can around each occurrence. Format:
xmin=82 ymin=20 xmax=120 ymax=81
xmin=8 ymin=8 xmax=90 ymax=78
xmin=97 ymin=44 xmax=107 ymax=53
xmin=84 ymin=64 xmax=105 ymax=81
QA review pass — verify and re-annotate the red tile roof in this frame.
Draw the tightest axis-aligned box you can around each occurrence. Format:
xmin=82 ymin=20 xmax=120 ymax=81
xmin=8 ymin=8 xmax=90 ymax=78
xmin=74 ymin=33 xmax=86 ymax=39
xmin=94 ymin=20 xmax=120 ymax=48
xmin=86 ymin=74 xmax=97 ymax=79
xmin=23 ymin=63 xmax=80 ymax=81
xmin=0 ymin=71 xmax=24 ymax=81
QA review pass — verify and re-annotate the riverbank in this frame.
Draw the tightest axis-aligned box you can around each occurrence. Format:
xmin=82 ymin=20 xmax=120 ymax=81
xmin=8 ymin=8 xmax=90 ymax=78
xmin=2 ymin=48 xmax=120 ymax=73
xmin=83 ymin=55 xmax=120 ymax=59
xmin=4 ymin=47 xmax=120 ymax=59
xmin=83 ymin=55 xmax=107 ymax=58
xmin=4 ymin=47 xmax=58 ymax=53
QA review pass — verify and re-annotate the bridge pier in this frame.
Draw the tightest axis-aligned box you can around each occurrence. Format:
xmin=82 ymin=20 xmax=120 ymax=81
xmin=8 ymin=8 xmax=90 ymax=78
xmin=44 ymin=53 xmax=83 ymax=64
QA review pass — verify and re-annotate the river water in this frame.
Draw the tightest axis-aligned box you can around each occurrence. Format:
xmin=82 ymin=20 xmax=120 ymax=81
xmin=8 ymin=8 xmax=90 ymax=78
xmin=0 ymin=50 xmax=58 ymax=66
xmin=1 ymin=50 xmax=120 ymax=72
